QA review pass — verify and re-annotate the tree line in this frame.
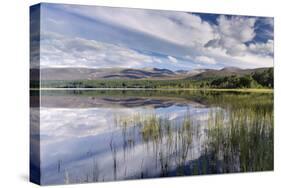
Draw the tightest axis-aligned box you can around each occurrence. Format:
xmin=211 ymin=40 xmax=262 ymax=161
xmin=210 ymin=68 xmax=273 ymax=88
xmin=41 ymin=68 xmax=273 ymax=89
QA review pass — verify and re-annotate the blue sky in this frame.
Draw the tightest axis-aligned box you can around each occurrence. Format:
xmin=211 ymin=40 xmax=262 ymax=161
xmin=35 ymin=3 xmax=273 ymax=70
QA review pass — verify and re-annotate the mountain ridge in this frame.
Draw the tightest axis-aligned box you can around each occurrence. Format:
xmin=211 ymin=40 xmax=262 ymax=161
xmin=34 ymin=66 xmax=273 ymax=81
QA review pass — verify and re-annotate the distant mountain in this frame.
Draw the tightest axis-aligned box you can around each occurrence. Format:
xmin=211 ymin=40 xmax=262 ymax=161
xmin=35 ymin=67 xmax=272 ymax=81
xmin=39 ymin=67 xmax=177 ymax=80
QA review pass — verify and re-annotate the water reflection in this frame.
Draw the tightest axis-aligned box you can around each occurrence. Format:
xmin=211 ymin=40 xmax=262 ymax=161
xmin=34 ymin=90 xmax=273 ymax=185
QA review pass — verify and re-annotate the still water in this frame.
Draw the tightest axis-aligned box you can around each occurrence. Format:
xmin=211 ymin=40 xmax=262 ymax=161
xmin=30 ymin=90 xmax=273 ymax=185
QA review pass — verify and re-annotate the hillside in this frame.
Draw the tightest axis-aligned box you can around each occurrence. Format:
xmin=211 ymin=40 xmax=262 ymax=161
xmin=35 ymin=67 xmax=272 ymax=81
xmin=39 ymin=67 xmax=178 ymax=80
xmin=190 ymin=67 xmax=270 ymax=80
xmin=36 ymin=67 xmax=273 ymax=89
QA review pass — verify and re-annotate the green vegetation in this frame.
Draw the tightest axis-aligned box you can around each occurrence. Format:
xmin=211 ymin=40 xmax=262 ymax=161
xmin=210 ymin=68 xmax=273 ymax=88
xmin=39 ymin=68 xmax=273 ymax=89
xmin=206 ymin=107 xmax=273 ymax=172
xmin=252 ymin=67 xmax=273 ymax=87
xmin=113 ymin=91 xmax=273 ymax=175
xmin=40 ymin=79 xmax=201 ymax=89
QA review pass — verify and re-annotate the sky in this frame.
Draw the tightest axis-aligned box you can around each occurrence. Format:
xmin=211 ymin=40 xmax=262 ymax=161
xmin=33 ymin=3 xmax=274 ymax=70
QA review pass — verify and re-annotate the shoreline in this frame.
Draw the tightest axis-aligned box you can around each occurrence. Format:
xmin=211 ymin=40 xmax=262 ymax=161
xmin=30 ymin=88 xmax=273 ymax=93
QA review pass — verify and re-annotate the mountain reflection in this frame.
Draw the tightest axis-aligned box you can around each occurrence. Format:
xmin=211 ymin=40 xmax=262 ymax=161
xmin=31 ymin=90 xmax=273 ymax=185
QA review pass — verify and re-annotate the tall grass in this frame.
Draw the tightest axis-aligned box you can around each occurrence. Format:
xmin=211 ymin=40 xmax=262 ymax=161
xmin=58 ymin=91 xmax=273 ymax=183
xmin=114 ymin=93 xmax=273 ymax=176
xmin=206 ymin=106 xmax=273 ymax=172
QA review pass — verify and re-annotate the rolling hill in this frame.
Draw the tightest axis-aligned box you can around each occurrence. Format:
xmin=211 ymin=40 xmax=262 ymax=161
xmin=35 ymin=67 xmax=272 ymax=81
xmin=38 ymin=67 xmax=177 ymax=80
xmin=190 ymin=67 xmax=270 ymax=80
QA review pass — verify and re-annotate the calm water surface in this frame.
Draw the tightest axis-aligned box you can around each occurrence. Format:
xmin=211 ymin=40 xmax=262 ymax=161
xmin=30 ymin=90 xmax=273 ymax=185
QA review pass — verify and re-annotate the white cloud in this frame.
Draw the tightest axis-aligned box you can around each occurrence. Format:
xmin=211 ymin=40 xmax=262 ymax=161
xmin=40 ymin=32 xmax=161 ymax=68
xmin=203 ymin=46 xmax=273 ymax=68
xmin=217 ymin=16 xmax=256 ymax=43
xmin=40 ymin=32 xmax=199 ymax=70
xmin=168 ymin=56 xmax=178 ymax=63
xmin=194 ymin=56 xmax=216 ymax=65
xmin=40 ymin=4 xmax=274 ymax=69
xmin=202 ymin=16 xmax=273 ymax=68
xmin=40 ymin=107 xmax=143 ymax=144
xmin=249 ymin=40 xmax=274 ymax=56
xmin=205 ymin=15 xmax=256 ymax=56
xmin=61 ymin=5 xmax=216 ymax=47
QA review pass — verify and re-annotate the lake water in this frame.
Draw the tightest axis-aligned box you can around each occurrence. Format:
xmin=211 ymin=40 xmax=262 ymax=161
xmin=30 ymin=90 xmax=273 ymax=185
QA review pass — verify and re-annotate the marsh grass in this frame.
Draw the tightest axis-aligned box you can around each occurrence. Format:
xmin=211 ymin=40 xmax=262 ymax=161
xmin=206 ymin=101 xmax=273 ymax=172
xmin=114 ymin=93 xmax=273 ymax=177
xmin=109 ymin=135 xmax=118 ymax=180
xmin=59 ymin=91 xmax=273 ymax=183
